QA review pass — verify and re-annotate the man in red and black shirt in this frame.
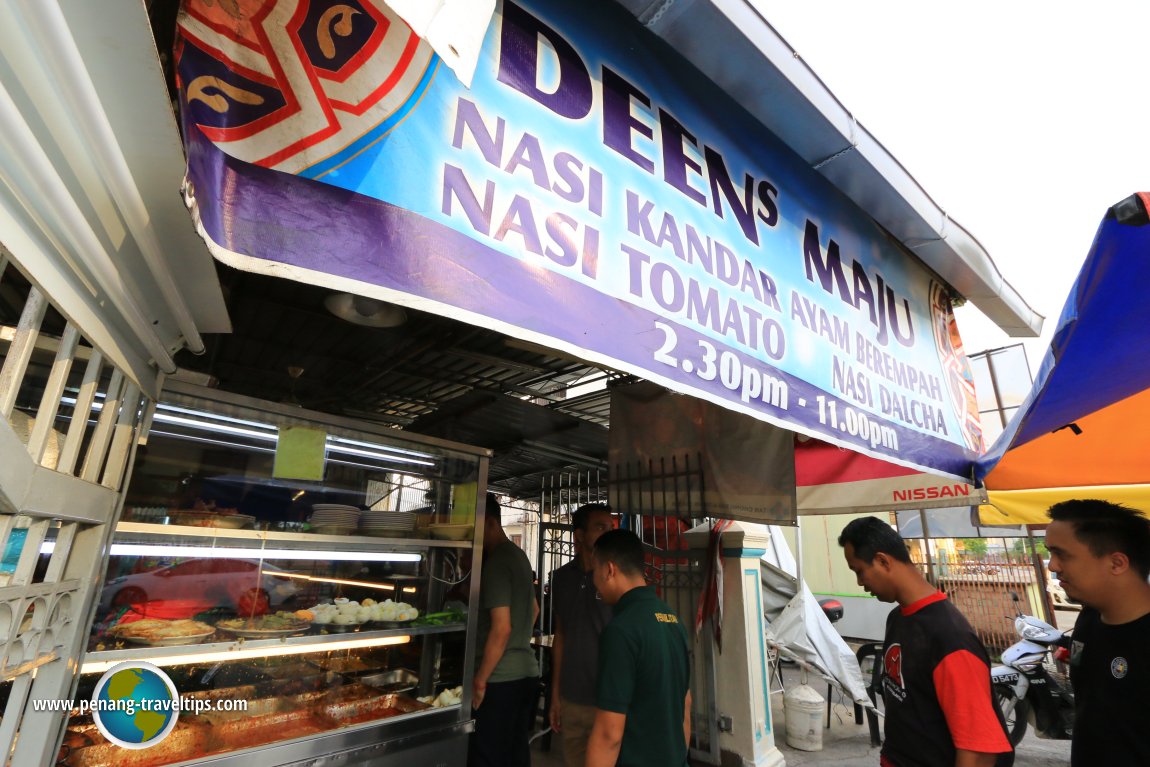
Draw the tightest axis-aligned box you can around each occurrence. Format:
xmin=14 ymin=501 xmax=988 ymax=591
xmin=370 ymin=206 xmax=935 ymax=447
xmin=839 ymin=517 xmax=1013 ymax=767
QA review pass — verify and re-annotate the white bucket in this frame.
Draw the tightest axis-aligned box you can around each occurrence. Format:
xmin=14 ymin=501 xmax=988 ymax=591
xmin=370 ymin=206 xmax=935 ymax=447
xmin=783 ymin=682 xmax=825 ymax=751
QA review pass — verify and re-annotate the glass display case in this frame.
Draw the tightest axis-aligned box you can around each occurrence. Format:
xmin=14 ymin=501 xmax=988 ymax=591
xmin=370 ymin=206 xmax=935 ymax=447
xmin=61 ymin=383 xmax=488 ymax=767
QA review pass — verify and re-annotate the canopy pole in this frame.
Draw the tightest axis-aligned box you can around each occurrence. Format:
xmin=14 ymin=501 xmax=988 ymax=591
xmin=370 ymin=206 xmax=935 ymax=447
xmin=1027 ymin=525 xmax=1056 ymax=625
xmin=794 ymin=521 xmax=804 ymax=588
xmin=919 ymin=509 xmax=936 ymax=585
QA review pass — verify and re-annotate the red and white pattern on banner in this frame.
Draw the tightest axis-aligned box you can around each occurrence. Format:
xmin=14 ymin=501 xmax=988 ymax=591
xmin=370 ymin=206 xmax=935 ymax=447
xmin=795 ymin=436 xmax=980 ymax=515
xmin=177 ymin=0 xmax=435 ymax=173
xmin=929 ymin=281 xmax=983 ymax=453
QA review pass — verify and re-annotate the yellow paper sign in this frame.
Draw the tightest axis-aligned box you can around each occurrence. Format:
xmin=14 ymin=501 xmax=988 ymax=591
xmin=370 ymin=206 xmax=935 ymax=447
xmin=273 ymin=426 xmax=327 ymax=481
xmin=452 ymin=482 xmax=477 ymax=524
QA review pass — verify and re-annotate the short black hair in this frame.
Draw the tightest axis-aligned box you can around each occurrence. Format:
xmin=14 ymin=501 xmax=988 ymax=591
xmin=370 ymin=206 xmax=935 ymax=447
xmin=572 ymin=503 xmax=611 ymax=532
xmin=592 ymin=529 xmax=644 ymax=576
xmin=1048 ymin=499 xmax=1150 ymax=579
xmin=485 ymin=493 xmax=501 ymax=524
xmin=837 ymin=516 xmax=911 ymax=564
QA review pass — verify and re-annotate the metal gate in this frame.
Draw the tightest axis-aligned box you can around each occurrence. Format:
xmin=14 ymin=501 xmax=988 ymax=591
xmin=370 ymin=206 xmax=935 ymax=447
xmin=534 ymin=456 xmax=720 ymax=764
xmin=0 ymin=259 xmax=152 ymax=765
xmin=909 ymin=535 xmax=1054 ymax=655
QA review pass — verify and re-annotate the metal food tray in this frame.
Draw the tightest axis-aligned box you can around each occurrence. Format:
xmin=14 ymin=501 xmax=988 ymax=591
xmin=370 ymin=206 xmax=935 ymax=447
xmin=359 ymin=668 xmax=418 ymax=694
xmin=285 ymin=685 xmax=428 ymax=723
xmin=244 ymin=661 xmax=316 ymax=680
xmin=265 ymin=671 xmax=342 ymax=696
xmin=183 ymin=684 xmax=260 ymax=702
xmin=319 ymin=691 xmax=430 ymax=724
xmin=213 ymin=715 xmax=330 ymax=752
xmin=309 ymin=656 xmax=375 ymax=674
xmin=63 ymin=721 xmax=212 ymax=767
xmin=206 ymin=706 xmax=318 ymax=736
xmin=197 ymin=695 xmax=288 ymax=724
xmin=175 ymin=670 xmax=339 ymax=710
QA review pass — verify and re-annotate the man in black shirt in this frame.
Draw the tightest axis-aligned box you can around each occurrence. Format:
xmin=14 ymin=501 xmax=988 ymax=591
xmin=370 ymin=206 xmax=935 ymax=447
xmin=839 ymin=516 xmax=1012 ymax=767
xmin=548 ymin=503 xmax=615 ymax=765
xmin=1046 ymin=499 xmax=1150 ymax=767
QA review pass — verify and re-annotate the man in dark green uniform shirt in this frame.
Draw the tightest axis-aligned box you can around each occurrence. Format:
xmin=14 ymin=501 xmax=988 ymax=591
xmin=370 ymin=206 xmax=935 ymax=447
xmin=586 ymin=529 xmax=691 ymax=767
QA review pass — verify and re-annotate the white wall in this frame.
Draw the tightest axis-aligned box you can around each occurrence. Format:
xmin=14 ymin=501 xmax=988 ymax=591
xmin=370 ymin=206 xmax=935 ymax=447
xmin=796 ymin=513 xmax=891 ymax=642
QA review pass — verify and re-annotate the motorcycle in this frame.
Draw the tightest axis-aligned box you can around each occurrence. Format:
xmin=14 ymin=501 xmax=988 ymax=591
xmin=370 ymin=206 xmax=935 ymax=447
xmin=989 ymin=593 xmax=1075 ymax=745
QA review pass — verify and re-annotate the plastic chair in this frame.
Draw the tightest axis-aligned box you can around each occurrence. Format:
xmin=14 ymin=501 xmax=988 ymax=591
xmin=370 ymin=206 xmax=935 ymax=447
xmin=853 ymin=642 xmax=884 ymax=747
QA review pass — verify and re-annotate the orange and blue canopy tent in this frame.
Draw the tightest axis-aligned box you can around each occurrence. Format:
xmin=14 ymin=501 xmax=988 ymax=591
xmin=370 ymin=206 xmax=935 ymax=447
xmin=975 ymin=192 xmax=1150 ymax=524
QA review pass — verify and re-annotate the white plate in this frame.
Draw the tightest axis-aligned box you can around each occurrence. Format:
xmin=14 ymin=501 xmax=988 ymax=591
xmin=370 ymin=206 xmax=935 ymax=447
xmin=121 ymin=631 xmax=215 ymax=647
xmin=311 ymin=620 xmax=365 ymax=633
xmin=216 ymin=619 xmax=311 ymax=638
xmin=368 ymin=618 xmax=416 ymax=629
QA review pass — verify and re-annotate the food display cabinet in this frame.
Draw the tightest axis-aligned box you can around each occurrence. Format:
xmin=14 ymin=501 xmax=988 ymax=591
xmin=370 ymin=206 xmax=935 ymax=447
xmin=60 ymin=383 xmax=489 ymax=767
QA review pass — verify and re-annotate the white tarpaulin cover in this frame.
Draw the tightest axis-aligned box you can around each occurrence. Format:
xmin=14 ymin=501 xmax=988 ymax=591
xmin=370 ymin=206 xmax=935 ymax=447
xmin=758 ymin=524 xmax=870 ymax=705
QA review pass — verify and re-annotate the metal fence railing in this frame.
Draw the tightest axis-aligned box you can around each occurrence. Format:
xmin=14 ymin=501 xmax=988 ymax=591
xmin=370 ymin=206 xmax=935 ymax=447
xmin=0 ymin=256 xmax=152 ymax=765
xmin=531 ymin=458 xmax=719 ymax=764
xmin=908 ymin=540 xmax=1052 ymax=656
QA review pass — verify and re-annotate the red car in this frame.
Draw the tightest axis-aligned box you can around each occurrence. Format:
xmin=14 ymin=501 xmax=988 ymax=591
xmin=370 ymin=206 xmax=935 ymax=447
xmin=101 ymin=558 xmax=299 ymax=616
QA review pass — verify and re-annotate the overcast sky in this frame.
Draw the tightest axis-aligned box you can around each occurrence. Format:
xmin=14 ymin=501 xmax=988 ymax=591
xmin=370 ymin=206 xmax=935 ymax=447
xmin=760 ymin=1 xmax=1150 ymax=373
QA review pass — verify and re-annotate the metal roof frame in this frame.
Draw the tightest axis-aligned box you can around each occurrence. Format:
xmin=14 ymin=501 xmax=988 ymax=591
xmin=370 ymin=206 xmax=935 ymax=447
xmin=0 ymin=0 xmax=229 ymax=395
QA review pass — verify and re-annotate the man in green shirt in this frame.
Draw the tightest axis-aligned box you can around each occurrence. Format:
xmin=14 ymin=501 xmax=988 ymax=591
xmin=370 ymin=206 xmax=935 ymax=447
xmin=470 ymin=494 xmax=539 ymax=767
xmin=586 ymin=529 xmax=692 ymax=767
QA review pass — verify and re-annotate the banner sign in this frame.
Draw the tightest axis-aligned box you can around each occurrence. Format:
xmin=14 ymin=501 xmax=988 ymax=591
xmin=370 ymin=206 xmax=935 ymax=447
xmin=177 ymin=0 xmax=983 ymax=478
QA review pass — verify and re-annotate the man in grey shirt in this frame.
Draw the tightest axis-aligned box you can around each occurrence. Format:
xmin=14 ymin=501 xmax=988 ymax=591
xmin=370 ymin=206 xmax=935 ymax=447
xmin=470 ymin=494 xmax=539 ymax=767
xmin=548 ymin=503 xmax=616 ymax=766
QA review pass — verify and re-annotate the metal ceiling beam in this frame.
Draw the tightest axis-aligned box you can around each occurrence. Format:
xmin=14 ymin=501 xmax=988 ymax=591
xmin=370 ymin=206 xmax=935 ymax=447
xmin=520 ymin=439 xmax=607 ymax=469
xmin=441 ymin=348 xmax=552 ymax=376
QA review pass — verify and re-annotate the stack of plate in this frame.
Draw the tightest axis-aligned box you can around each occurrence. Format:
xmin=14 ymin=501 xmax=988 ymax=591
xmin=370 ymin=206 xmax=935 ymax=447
xmin=359 ymin=510 xmax=416 ymax=537
xmin=309 ymin=504 xmax=361 ymax=535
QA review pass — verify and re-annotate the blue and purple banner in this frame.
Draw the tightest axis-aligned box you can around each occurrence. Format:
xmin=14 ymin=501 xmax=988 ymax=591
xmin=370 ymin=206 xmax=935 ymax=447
xmin=177 ymin=0 xmax=982 ymax=479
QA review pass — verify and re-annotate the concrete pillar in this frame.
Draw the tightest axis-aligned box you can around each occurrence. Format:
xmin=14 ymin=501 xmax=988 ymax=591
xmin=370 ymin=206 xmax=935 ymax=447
xmin=686 ymin=521 xmax=786 ymax=767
